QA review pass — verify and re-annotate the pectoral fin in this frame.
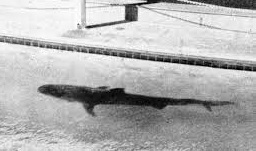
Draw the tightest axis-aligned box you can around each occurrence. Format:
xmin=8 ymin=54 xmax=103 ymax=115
xmin=83 ymin=103 xmax=96 ymax=116
xmin=203 ymin=104 xmax=212 ymax=112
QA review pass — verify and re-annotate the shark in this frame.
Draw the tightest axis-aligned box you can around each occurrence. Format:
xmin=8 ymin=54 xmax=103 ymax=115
xmin=38 ymin=84 xmax=234 ymax=116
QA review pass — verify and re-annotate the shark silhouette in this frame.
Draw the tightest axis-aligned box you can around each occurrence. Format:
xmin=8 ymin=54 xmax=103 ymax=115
xmin=38 ymin=84 xmax=234 ymax=116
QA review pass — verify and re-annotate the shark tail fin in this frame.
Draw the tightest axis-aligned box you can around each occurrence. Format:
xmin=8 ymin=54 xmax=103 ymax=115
xmin=203 ymin=101 xmax=234 ymax=112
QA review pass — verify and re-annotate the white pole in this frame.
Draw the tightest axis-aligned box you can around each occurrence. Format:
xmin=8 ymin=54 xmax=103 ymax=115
xmin=76 ymin=0 xmax=86 ymax=29
xmin=80 ymin=0 xmax=86 ymax=28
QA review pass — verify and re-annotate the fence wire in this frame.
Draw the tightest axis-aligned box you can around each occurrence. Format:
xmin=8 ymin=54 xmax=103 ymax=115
xmin=138 ymin=5 xmax=256 ymax=34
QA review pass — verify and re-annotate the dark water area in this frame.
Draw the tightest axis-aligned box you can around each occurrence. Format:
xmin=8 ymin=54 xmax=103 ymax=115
xmin=147 ymin=0 xmax=256 ymax=9
xmin=191 ymin=0 xmax=256 ymax=9
xmin=147 ymin=0 xmax=188 ymax=4
xmin=0 ymin=44 xmax=256 ymax=150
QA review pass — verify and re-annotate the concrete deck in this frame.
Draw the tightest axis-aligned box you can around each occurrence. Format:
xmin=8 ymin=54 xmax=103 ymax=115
xmin=0 ymin=0 xmax=255 ymax=71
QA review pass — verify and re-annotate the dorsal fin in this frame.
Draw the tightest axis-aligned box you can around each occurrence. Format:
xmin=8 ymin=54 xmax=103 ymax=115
xmin=97 ymin=86 xmax=110 ymax=90
xmin=110 ymin=88 xmax=125 ymax=94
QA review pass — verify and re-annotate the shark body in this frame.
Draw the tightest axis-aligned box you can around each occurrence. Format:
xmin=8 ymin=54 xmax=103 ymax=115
xmin=38 ymin=84 xmax=234 ymax=116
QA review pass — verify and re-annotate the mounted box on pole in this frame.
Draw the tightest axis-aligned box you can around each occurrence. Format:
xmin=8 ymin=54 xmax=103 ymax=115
xmin=125 ymin=4 xmax=138 ymax=21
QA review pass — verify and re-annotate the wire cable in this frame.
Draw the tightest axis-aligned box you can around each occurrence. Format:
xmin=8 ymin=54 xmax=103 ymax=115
xmin=138 ymin=5 xmax=256 ymax=34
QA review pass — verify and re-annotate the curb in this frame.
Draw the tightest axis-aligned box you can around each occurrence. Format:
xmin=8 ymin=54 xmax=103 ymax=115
xmin=0 ymin=34 xmax=256 ymax=72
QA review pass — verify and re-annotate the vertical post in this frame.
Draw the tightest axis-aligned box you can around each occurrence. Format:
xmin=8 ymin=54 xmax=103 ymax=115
xmin=125 ymin=5 xmax=138 ymax=22
xmin=80 ymin=0 xmax=86 ymax=28
xmin=76 ymin=0 xmax=86 ymax=29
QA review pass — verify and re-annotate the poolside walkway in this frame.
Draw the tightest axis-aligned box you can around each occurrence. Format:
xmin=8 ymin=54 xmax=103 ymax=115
xmin=0 ymin=0 xmax=256 ymax=71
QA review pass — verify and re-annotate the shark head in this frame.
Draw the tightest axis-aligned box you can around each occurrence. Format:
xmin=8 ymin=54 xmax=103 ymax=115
xmin=38 ymin=84 xmax=126 ymax=116
xmin=38 ymin=85 xmax=65 ymax=98
xmin=38 ymin=84 xmax=68 ymax=98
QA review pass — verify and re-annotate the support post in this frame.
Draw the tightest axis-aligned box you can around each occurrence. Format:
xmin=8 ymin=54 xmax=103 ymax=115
xmin=76 ymin=0 xmax=86 ymax=29
xmin=80 ymin=0 xmax=86 ymax=27
xmin=125 ymin=5 xmax=138 ymax=21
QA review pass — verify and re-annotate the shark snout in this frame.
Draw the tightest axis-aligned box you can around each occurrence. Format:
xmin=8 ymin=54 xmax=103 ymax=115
xmin=37 ymin=84 xmax=64 ymax=98
xmin=38 ymin=85 xmax=48 ymax=94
